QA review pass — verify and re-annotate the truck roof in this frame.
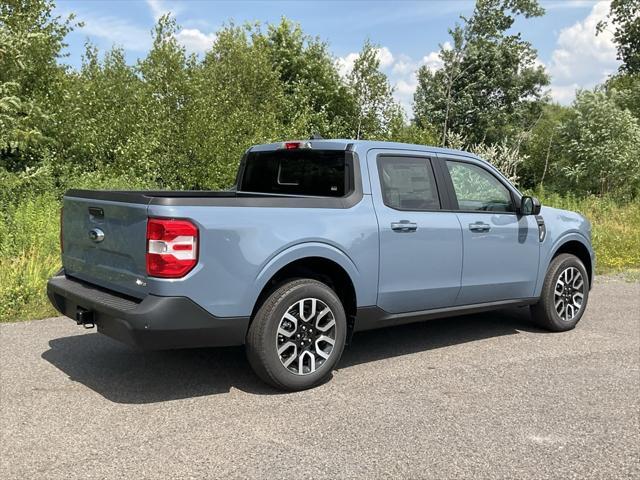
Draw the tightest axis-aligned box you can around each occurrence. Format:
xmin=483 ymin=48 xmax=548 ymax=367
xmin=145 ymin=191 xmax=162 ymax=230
xmin=249 ymin=139 xmax=482 ymax=161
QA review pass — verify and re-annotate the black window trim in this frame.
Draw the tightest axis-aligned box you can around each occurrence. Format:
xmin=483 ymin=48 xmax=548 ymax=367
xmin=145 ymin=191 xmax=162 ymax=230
xmin=435 ymin=155 xmax=522 ymax=215
xmin=375 ymin=153 xmax=444 ymax=212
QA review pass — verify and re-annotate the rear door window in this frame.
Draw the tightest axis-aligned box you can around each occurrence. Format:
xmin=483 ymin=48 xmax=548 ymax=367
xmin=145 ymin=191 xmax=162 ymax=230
xmin=240 ymin=150 xmax=349 ymax=197
xmin=377 ymin=156 xmax=441 ymax=210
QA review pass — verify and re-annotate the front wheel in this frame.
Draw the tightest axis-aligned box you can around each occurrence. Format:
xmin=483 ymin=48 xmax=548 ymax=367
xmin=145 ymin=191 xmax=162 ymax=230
xmin=531 ymin=253 xmax=590 ymax=332
xmin=246 ymin=279 xmax=347 ymax=391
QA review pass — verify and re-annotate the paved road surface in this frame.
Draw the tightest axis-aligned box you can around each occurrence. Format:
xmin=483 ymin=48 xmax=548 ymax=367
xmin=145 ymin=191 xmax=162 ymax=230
xmin=1 ymin=278 xmax=639 ymax=479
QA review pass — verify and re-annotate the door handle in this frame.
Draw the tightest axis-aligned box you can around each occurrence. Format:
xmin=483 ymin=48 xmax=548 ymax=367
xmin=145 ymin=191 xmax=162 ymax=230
xmin=468 ymin=221 xmax=491 ymax=232
xmin=391 ymin=221 xmax=417 ymax=232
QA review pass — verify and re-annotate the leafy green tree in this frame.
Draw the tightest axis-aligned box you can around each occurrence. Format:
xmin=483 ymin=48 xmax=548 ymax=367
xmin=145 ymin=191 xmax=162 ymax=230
xmin=0 ymin=0 xmax=75 ymax=168
xmin=598 ymin=0 xmax=640 ymax=74
xmin=557 ymin=89 xmax=640 ymax=197
xmin=262 ymin=18 xmax=354 ymax=137
xmin=519 ymin=103 xmax=572 ymax=188
xmin=413 ymin=0 xmax=549 ymax=145
xmin=182 ymin=25 xmax=290 ymax=188
xmin=56 ymin=44 xmax=143 ymax=173
xmin=347 ymin=41 xmax=403 ymax=140
xmin=134 ymin=15 xmax=192 ymax=186
xmin=605 ymin=73 xmax=640 ymax=120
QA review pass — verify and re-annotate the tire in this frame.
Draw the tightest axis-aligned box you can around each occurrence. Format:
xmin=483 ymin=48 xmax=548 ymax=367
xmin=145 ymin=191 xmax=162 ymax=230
xmin=531 ymin=253 xmax=590 ymax=332
xmin=246 ymin=278 xmax=347 ymax=391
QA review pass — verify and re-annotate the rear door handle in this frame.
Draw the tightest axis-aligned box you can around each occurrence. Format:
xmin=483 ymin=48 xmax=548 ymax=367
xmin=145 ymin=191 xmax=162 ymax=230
xmin=468 ymin=221 xmax=491 ymax=232
xmin=391 ymin=221 xmax=417 ymax=233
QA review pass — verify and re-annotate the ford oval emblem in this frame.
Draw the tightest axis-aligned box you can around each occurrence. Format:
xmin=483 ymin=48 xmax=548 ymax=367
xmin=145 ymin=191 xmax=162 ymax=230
xmin=89 ymin=228 xmax=105 ymax=243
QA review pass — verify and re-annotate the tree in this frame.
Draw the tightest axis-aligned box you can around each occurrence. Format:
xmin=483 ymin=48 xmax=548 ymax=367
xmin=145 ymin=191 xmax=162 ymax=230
xmin=557 ymin=89 xmax=640 ymax=197
xmin=413 ymin=0 xmax=549 ymax=145
xmin=605 ymin=73 xmax=640 ymax=121
xmin=519 ymin=103 xmax=572 ymax=188
xmin=182 ymin=25 xmax=290 ymax=188
xmin=56 ymin=44 xmax=145 ymax=173
xmin=347 ymin=41 xmax=403 ymax=139
xmin=134 ymin=15 xmax=192 ymax=186
xmin=0 ymin=0 xmax=75 ymax=168
xmin=598 ymin=0 xmax=640 ymax=74
xmin=262 ymin=18 xmax=354 ymax=137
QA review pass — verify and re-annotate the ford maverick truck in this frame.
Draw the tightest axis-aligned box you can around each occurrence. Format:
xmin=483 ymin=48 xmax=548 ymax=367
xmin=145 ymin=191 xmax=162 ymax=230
xmin=47 ymin=139 xmax=595 ymax=390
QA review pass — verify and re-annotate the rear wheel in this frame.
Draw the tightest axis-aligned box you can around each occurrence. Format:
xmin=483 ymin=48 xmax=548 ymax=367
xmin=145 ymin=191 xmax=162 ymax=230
xmin=246 ymin=279 xmax=347 ymax=391
xmin=531 ymin=253 xmax=589 ymax=331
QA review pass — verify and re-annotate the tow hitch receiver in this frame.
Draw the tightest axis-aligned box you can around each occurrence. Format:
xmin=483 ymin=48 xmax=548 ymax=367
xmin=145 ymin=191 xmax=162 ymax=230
xmin=76 ymin=308 xmax=95 ymax=329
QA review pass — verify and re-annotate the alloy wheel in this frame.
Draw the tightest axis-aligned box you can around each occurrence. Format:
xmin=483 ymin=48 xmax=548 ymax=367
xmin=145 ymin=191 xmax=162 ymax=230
xmin=554 ymin=266 xmax=585 ymax=322
xmin=276 ymin=298 xmax=337 ymax=375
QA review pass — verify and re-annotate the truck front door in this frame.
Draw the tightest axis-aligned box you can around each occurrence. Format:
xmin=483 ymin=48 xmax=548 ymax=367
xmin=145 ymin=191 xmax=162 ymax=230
xmin=439 ymin=157 xmax=540 ymax=305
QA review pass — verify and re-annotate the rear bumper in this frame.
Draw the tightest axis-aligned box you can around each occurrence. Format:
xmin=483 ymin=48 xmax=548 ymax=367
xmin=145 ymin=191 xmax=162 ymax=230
xmin=47 ymin=272 xmax=249 ymax=350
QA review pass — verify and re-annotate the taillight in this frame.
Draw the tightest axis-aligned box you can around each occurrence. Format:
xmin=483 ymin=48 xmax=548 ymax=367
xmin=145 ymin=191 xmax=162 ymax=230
xmin=60 ymin=207 xmax=64 ymax=254
xmin=146 ymin=218 xmax=198 ymax=278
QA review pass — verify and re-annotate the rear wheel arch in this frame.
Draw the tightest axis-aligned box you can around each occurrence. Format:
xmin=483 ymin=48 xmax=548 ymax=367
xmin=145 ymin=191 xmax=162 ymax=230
xmin=251 ymin=256 xmax=357 ymax=322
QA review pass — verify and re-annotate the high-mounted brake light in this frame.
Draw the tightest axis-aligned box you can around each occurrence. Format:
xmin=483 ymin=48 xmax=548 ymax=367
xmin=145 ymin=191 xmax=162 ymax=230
xmin=146 ymin=218 xmax=198 ymax=278
xmin=282 ymin=141 xmax=311 ymax=150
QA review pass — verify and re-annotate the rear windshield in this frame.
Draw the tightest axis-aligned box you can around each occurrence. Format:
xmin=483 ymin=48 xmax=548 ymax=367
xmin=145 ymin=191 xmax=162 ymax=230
xmin=239 ymin=150 xmax=349 ymax=197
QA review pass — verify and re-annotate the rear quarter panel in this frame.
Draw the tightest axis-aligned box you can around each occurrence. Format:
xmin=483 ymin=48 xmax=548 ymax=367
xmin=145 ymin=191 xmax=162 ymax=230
xmin=145 ymin=197 xmax=379 ymax=318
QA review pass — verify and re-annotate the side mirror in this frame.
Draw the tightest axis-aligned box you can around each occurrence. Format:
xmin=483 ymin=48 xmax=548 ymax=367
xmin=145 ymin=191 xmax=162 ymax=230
xmin=520 ymin=195 xmax=541 ymax=215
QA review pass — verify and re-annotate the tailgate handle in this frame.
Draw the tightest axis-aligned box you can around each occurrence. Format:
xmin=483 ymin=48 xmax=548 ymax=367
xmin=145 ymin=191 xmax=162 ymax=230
xmin=88 ymin=207 xmax=104 ymax=220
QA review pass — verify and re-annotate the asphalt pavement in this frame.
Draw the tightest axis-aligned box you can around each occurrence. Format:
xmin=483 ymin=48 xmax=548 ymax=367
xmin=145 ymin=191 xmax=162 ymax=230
xmin=1 ymin=277 xmax=639 ymax=479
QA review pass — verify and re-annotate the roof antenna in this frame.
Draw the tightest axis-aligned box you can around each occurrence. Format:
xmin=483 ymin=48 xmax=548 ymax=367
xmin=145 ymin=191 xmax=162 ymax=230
xmin=309 ymin=133 xmax=324 ymax=140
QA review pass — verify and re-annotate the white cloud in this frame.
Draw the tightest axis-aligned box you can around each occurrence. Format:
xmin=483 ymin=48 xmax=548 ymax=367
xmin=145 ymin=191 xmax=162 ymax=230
xmin=548 ymin=83 xmax=583 ymax=104
xmin=335 ymin=52 xmax=359 ymax=78
xmin=174 ymin=28 xmax=216 ymax=54
xmin=336 ymin=47 xmax=394 ymax=77
xmin=543 ymin=0 xmax=595 ymax=10
xmin=376 ymin=46 xmax=394 ymax=68
xmin=546 ymin=0 xmax=620 ymax=103
xmin=421 ymin=41 xmax=451 ymax=72
xmin=391 ymin=54 xmax=416 ymax=75
xmin=75 ymin=13 xmax=151 ymax=52
xmin=421 ymin=51 xmax=443 ymax=72
xmin=146 ymin=0 xmax=183 ymax=21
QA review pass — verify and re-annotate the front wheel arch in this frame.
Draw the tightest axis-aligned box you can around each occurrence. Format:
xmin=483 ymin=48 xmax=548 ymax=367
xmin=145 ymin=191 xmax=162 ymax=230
xmin=550 ymin=239 xmax=593 ymax=288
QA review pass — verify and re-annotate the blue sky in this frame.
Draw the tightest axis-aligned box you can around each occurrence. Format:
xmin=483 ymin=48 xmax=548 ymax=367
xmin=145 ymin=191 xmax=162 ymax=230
xmin=55 ymin=0 xmax=620 ymax=115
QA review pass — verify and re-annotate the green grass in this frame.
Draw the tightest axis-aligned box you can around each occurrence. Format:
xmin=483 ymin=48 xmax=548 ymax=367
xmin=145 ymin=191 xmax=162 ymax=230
xmin=1 ymin=191 xmax=638 ymax=322
xmin=536 ymin=192 xmax=640 ymax=273
xmin=0 ymin=193 xmax=60 ymax=321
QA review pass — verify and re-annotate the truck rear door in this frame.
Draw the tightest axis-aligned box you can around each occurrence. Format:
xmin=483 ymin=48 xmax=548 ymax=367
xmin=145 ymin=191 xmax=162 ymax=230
xmin=368 ymin=149 xmax=463 ymax=313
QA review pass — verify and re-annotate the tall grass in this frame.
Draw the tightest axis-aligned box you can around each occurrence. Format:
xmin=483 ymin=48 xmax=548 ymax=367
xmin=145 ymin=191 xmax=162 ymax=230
xmin=1 ymin=190 xmax=638 ymax=322
xmin=536 ymin=192 xmax=640 ymax=273
xmin=0 ymin=193 xmax=60 ymax=321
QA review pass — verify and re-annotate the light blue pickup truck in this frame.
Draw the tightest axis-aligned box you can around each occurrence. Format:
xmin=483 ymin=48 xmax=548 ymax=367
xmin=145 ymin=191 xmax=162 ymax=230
xmin=48 ymin=139 xmax=595 ymax=390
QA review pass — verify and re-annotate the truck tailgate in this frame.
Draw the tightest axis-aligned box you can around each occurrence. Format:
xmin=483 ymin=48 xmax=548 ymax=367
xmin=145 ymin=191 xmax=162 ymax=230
xmin=62 ymin=195 xmax=149 ymax=298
